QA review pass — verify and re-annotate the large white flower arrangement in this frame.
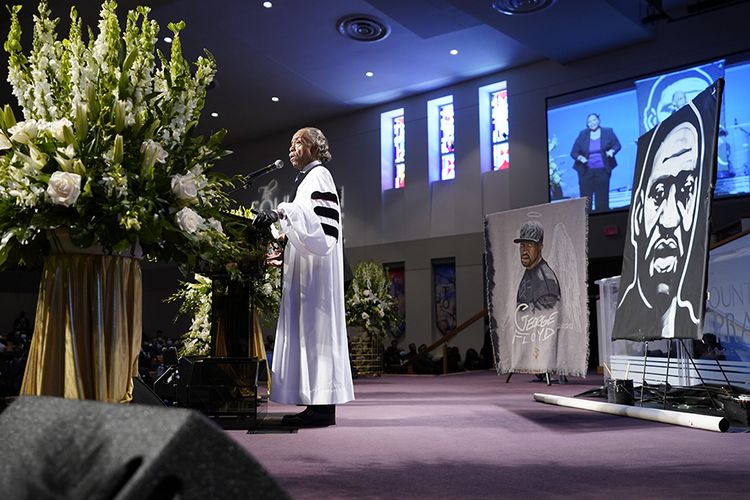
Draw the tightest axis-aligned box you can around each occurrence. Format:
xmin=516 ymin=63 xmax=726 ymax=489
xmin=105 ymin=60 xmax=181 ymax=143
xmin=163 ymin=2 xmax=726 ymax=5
xmin=0 ymin=1 xmax=244 ymax=270
xmin=346 ymin=261 xmax=400 ymax=338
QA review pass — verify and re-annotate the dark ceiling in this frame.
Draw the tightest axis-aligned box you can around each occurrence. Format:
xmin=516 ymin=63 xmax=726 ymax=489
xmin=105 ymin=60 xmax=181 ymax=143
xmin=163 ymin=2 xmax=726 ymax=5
xmin=0 ymin=0 xmax=745 ymax=145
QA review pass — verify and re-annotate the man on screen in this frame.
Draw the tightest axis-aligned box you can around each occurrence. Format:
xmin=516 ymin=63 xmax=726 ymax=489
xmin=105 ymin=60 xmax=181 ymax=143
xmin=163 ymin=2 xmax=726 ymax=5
xmin=619 ymin=118 xmax=703 ymax=338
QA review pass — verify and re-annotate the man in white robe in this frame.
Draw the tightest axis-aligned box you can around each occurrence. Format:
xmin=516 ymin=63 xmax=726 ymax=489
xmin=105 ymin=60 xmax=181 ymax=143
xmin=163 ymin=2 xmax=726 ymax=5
xmin=253 ymin=127 xmax=354 ymax=427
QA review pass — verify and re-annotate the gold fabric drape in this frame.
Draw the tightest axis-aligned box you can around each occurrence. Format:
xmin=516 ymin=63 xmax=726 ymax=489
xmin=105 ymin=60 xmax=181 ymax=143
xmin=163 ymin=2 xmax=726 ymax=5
xmin=251 ymin=310 xmax=270 ymax=391
xmin=20 ymin=254 xmax=142 ymax=403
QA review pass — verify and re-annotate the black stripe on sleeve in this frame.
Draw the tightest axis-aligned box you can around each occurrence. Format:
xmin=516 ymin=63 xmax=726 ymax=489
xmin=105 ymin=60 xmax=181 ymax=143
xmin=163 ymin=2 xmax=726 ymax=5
xmin=321 ymin=223 xmax=339 ymax=240
xmin=311 ymin=191 xmax=339 ymax=204
xmin=314 ymin=206 xmax=340 ymax=222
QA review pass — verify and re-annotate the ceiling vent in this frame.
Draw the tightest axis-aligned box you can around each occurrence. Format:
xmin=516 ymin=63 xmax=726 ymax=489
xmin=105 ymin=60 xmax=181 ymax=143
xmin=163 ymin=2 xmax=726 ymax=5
xmin=336 ymin=14 xmax=391 ymax=42
xmin=491 ymin=0 xmax=556 ymax=16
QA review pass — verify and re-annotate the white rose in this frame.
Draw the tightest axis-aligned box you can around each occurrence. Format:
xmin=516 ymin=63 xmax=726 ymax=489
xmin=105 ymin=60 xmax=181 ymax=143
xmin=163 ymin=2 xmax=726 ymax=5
xmin=46 ymin=171 xmax=82 ymax=207
xmin=175 ymin=207 xmax=204 ymax=234
xmin=361 ymin=312 xmax=370 ymax=320
xmin=8 ymin=120 xmax=39 ymax=144
xmin=171 ymin=173 xmax=198 ymax=201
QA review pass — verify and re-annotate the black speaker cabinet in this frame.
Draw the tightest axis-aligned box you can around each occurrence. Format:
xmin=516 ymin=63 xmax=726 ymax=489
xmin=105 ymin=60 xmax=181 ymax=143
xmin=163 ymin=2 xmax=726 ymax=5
xmin=181 ymin=357 xmax=263 ymax=429
xmin=0 ymin=396 xmax=289 ymax=500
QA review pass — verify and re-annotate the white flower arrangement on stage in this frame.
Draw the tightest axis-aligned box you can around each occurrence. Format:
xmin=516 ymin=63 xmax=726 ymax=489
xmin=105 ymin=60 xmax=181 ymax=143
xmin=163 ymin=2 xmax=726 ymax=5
xmin=0 ymin=0 xmax=246 ymax=270
xmin=167 ymin=273 xmax=214 ymax=356
xmin=168 ymin=265 xmax=282 ymax=356
xmin=346 ymin=261 xmax=400 ymax=338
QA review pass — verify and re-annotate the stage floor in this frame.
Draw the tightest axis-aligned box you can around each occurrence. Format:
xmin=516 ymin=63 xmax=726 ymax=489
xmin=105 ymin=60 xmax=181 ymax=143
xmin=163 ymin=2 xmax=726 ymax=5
xmin=227 ymin=370 xmax=750 ymax=499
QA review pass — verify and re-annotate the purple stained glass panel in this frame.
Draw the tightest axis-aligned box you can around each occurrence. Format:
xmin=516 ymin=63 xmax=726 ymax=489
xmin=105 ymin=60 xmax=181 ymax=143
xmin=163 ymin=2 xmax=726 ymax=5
xmin=393 ymin=114 xmax=406 ymax=189
xmin=439 ymin=102 xmax=455 ymax=180
xmin=491 ymin=89 xmax=510 ymax=171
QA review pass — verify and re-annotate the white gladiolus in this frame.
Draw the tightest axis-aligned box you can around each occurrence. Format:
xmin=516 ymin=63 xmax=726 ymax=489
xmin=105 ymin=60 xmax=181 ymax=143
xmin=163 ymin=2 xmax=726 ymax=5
xmin=46 ymin=171 xmax=82 ymax=207
xmin=171 ymin=173 xmax=198 ymax=201
xmin=175 ymin=206 xmax=204 ymax=234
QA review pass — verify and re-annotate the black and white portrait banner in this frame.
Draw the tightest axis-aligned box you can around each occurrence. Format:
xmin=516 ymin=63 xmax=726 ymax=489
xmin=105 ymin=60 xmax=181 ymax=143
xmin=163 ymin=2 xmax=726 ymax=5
xmin=485 ymin=198 xmax=589 ymax=376
xmin=613 ymin=79 xmax=724 ymax=341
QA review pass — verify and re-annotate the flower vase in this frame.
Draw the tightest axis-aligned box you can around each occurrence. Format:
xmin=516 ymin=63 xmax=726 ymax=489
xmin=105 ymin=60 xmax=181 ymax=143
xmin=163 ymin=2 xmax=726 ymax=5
xmin=20 ymin=229 xmax=144 ymax=403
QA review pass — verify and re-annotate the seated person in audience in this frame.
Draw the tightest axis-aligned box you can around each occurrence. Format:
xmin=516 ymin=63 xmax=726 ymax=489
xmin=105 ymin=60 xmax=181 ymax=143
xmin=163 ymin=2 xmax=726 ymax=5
xmin=464 ymin=348 xmax=482 ymax=370
xmin=384 ymin=339 xmax=402 ymax=373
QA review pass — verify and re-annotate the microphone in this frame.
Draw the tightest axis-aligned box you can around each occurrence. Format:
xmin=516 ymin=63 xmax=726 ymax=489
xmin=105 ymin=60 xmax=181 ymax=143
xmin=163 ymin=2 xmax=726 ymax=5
xmin=244 ymin=159 xmax=284 ymax=182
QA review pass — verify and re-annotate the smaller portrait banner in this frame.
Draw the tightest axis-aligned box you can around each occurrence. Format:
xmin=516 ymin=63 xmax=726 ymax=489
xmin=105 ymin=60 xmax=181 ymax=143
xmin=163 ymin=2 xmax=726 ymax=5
xmin=484 ymin=198 xmax=589 ymax=376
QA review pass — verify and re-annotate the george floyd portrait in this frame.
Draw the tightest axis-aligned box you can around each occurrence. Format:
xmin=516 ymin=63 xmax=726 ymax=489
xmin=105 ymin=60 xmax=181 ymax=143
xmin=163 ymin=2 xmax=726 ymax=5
xmin=613 ymin=80 xmax=724 ymax=341
xmin=484 ymin=198 xmax=589 ymax=377
xmin=511 ymin=221 xmax=561 ymax=371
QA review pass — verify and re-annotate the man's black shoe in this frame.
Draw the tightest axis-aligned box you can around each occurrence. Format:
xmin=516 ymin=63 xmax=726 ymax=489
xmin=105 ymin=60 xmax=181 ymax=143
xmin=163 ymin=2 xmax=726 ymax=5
xmin=281 ymin=406 xmax=313 ymax=423
xmin=282 ymin=405 xmax=335 ymax=427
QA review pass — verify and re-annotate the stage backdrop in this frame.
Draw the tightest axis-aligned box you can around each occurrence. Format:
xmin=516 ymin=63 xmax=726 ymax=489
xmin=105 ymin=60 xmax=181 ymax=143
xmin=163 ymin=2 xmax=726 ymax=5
xmin=485 ymin=198 xmax=589 ymax=376
xmin=613 ymin=80 xmax=724 ymax=341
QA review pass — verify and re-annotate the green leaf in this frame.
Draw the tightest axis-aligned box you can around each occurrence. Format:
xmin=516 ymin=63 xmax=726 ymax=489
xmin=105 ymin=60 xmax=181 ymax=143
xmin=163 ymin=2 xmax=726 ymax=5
xmin=3 ymin=105 xmax=17 ymax=128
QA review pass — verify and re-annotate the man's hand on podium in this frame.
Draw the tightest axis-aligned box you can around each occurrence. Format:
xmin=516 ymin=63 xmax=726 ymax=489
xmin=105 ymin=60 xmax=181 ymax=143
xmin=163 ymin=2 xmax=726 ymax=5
xmin=252 ymin=210 xmax=279 ymax=228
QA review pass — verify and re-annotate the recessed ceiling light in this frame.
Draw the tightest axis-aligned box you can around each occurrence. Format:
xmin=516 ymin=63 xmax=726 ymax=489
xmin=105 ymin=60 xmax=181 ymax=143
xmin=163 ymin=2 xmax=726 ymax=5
xmin=449 ymin=49 xmax=459 ymax=55
xmin=210 ymin=112 xmax=219 ymax=118
xmin=492 ymin=0 xmax=556 ymax=15
xmin=365 ymin=71 xmax=374 ymax=77
xmin=271 ymin=96 xmax=280 ymax=102
xmin=163 ymin=36 xmax=173 ymax=43
xmin=336 ymin=14 xmax=390 ymax=42
xmin=263 ymin=1 xmax=273 ymax=8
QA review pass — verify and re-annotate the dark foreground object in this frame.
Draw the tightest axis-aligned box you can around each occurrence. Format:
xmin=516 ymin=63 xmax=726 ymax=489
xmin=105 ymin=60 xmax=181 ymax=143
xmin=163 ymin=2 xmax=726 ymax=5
xmin=0 ymin=396 xmax=290 ymax=500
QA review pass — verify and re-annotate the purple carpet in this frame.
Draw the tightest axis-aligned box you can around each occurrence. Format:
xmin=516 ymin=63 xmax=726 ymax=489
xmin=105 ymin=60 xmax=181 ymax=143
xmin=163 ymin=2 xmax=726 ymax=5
xmin=227 ymin=371 xmax=750 ymax=499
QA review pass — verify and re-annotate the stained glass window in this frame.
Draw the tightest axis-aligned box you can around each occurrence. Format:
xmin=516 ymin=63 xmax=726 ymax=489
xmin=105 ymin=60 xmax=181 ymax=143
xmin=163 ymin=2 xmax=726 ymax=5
xmin=491 ymin=89 xmax=509 ymax=170
xmin=393 ymin=114 xmax=406 ymax=189
xmin=439 ymin=102 xmax=455 ymax=180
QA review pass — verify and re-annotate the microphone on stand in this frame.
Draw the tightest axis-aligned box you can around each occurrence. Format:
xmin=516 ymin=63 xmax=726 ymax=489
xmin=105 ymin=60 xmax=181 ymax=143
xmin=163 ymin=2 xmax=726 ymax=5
xmin=243 ymin=159 xmax=284 ymax=182
xmin=228 ymin=160 xmax=285 ymax=195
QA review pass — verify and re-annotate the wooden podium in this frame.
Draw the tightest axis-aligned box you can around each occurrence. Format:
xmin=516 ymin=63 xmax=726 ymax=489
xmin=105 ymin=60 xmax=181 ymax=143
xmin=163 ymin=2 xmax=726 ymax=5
xmin=189 ymin=218 xmax=271 ymax=428
xmin=199 ymin=216 xmax=269 ymax=359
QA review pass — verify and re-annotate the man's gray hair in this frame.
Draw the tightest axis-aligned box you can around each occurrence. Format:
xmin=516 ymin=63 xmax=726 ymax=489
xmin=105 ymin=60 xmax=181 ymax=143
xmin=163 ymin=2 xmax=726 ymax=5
xmin=306 ymin=127 xmax=332 ymax=163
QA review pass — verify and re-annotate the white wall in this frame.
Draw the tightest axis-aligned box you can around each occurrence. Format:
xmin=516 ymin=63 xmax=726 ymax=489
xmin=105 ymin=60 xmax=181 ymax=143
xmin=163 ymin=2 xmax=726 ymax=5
xmin=225 ymin=5 xmax=750 ymax=359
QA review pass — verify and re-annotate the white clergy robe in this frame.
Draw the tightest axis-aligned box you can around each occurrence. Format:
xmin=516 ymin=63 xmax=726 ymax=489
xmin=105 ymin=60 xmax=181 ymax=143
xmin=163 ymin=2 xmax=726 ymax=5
xmin=271 ymin=162 xmax=355 ymax=405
